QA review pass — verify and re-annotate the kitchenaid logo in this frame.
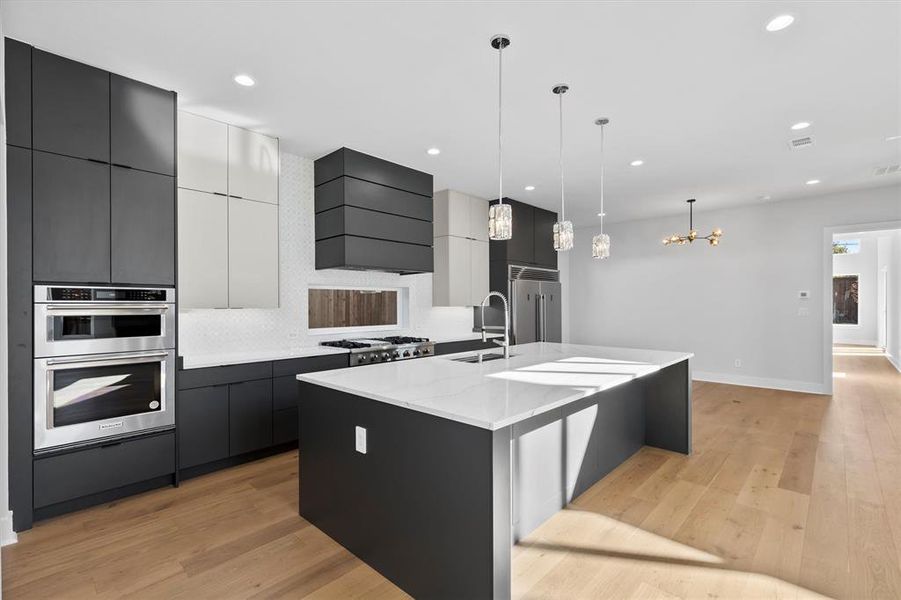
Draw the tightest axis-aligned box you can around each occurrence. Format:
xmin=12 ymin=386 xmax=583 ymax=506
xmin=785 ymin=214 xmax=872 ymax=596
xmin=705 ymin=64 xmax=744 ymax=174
xmin=99 ymin=421 xmax=124 ymax=431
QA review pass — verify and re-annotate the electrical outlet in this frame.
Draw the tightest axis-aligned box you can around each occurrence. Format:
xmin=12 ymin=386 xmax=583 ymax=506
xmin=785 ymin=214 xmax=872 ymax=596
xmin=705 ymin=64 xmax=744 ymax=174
xmin=734 ymin=359 xmax=742 ymax=368
xmin=355 ymin=426 xmax=367 ymax=454
xmin=798 ymin=307 xmax=810 ymax=317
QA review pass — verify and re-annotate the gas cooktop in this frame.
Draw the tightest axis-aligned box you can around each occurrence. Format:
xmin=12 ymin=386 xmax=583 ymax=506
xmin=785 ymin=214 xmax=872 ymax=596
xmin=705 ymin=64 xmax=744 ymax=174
xmin=321 ymin=337 xmax=434 ymax=366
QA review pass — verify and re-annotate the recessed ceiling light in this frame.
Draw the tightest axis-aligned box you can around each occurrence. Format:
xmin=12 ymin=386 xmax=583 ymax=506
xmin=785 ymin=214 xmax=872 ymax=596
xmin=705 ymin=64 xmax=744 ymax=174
xmin=233 ymin=74 xmax=255 ymax=87
xmin=806 ymin=179 xmax=821 ymax=185
xmin=791 ymin=122 xmax=811 ymax=130
xmin=426 ymin=147 xmax=441 ymax=155
xmin=766 ymin=14 xmax=795 ymax=32
xmin=887 ymin=135 xmax=901 ymax=141
xmin=759 ymin=195 xmax=772 ymax=201
xmin=597 ymin=212 xmax=606 ymax=217
xmin=524 ymin=185 xmax=535 ymax=191
xmin=630 ymin=159 xmax=644 ymax=167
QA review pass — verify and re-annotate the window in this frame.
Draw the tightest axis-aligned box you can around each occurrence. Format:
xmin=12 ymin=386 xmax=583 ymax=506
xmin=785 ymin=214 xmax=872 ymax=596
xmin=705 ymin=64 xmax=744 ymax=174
xmin=308 ymin=287 xmax=403 ymax=333
xmin=832 ymin=239 xmax=860 ymax=254
xmin=833 ymin=275 xmax=859 ymax=325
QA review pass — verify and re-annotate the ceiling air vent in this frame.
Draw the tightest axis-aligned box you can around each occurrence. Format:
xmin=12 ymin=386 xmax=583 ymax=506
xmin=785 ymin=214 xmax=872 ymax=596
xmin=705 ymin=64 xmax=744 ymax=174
xmin=788 ymin=136 xmax=814 ymax=150
xmin=873 ymin=164 xmax=901 ymax=176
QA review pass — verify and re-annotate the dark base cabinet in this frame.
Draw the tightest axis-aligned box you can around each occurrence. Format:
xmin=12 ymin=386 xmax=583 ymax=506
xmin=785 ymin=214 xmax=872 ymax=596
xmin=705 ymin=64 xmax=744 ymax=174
xmin=177 ymin=353 xmax=349 ymax=473
xmin=229 ymin=379 xmax=274 ymax=456
xmin=178 ymin=385 xmax=229 ymax=469
xmin=33 ymin=431 xmax=175 ymax=511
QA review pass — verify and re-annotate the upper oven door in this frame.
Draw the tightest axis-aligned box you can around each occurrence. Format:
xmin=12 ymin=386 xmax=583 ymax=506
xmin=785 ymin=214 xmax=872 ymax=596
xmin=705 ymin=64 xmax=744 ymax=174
xmin=34 ymin=302 xmax=174 ymax=357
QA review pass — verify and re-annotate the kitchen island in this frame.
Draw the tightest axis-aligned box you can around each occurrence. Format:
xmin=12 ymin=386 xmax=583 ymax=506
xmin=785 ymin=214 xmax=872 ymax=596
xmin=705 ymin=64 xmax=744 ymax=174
xmin=297 ymin=342 xmax=692 ymax=600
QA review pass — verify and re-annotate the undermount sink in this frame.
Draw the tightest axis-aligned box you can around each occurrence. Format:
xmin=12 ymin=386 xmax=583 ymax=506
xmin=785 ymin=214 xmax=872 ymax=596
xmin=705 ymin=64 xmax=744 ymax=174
xmin=450 ymin=352 xmax=513 ymax=363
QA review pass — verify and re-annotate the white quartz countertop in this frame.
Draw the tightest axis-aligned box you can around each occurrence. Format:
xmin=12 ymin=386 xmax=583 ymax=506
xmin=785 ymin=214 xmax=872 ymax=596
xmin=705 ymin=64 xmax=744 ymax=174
xmin=179 ymin=334 xmax=502 ymax=370
xmin=181 ymin=346 xmax=350 ymax=369
xmin=297 ymin=342 xmax=693 ymax=430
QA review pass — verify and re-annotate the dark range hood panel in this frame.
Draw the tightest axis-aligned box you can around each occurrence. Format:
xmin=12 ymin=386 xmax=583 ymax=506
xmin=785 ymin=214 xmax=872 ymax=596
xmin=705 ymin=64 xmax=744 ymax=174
xmin=314 ymin=148 xmax=434 ymax=274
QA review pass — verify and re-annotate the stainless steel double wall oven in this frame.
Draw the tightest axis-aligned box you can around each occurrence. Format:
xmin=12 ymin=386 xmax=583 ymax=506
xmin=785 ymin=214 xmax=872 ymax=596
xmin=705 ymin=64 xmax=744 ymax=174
xmin=33 ymin=285 xmax=176 ymax=452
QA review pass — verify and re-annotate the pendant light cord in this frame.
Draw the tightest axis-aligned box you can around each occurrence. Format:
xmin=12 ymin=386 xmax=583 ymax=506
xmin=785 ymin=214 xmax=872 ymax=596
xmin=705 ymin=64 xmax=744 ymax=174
xmin=599 ymin=123 xmax=605 ymax=233
xmin=498 ymin=42 xmax=503 ymax=206
xmin=559 ymin=91 xmax=565 ymax=222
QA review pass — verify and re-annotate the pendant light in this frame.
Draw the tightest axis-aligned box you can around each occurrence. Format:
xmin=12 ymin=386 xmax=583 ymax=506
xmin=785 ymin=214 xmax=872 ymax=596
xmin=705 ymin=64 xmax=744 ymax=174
xmin=662 ymin=199 xmax=723 ymax=246
xmin=592 ymin=118 xmax=611 ymax=259
xmin=487 ymin=34 xmax=513 ymax=241
xmin=552 ymin=84 xmax=573 ymax=252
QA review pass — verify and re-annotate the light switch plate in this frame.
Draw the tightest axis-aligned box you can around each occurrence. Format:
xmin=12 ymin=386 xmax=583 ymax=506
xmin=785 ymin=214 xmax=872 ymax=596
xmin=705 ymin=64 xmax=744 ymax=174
xmin=355 ymin=426 xmax=367 ymax=454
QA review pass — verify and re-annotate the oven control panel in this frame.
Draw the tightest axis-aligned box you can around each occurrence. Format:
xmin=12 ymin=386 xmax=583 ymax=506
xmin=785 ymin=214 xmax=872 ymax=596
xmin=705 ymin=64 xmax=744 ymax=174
xmin=42 ymin=286 xmax=173 ymax=302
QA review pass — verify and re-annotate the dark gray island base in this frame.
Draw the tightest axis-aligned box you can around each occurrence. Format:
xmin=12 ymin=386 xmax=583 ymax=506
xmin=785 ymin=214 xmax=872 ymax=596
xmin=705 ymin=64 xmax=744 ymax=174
xmin=298 ymin=346 xmax=691 ymax=600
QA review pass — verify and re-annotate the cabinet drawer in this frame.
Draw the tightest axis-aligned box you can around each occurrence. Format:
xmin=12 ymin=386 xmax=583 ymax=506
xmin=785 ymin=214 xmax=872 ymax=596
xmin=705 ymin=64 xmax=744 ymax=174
xmin=273 ymin=407 xmax=299 ymax=444
xmin=34 ymin=432 xmax=175 ymax=508
xmin=178 ymin=361 xmax=272 ymax=390
xmin=272 ymin=354 xmax=350 ymax=377
xmin=273 ymin=375 xmax=300 ymax=411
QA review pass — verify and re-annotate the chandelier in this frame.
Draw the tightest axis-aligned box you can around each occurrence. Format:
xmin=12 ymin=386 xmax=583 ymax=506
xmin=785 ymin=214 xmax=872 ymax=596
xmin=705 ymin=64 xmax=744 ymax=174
xmin=663 ymin=199 xmax=723 ymax=246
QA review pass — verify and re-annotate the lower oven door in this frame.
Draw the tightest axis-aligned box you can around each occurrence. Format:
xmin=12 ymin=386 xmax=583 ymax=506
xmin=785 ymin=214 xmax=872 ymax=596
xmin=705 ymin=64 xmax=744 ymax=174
xmin=34 ymin=349 xmax=175 ymax=452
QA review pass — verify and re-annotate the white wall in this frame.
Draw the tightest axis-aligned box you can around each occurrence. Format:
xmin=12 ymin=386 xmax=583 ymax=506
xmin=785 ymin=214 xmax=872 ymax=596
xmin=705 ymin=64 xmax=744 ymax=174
xmin=832 ymin=235 xmax=878 ymax=345
xmin=567 ymin=185 xmax=901 ymax=393
xmin=178 ymin=152 xmax=475 ymax=357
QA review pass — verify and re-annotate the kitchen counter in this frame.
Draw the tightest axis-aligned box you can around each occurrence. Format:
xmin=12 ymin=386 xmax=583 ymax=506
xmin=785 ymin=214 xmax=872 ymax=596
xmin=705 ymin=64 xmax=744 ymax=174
xmin=180 ymin=345 xmax=350 ymax=370
xmin=297 ymin=342 xmax=692 ymax=430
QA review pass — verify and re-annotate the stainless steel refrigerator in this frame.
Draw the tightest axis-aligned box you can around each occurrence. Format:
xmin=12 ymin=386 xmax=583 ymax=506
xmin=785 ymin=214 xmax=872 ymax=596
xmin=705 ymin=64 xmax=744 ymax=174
xmin=509 ymin=266 xmax=562 ymax=344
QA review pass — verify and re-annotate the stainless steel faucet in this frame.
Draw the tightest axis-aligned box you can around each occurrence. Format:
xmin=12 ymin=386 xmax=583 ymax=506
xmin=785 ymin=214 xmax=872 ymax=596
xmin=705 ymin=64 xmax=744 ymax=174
xmin=480 ymin=291 xmax=510 ymax=359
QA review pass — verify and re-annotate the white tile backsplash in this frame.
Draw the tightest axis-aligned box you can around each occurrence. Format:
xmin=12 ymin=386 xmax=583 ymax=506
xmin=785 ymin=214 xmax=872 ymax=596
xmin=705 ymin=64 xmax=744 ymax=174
xmin=178 ymin=152 xmax=474 ymax=357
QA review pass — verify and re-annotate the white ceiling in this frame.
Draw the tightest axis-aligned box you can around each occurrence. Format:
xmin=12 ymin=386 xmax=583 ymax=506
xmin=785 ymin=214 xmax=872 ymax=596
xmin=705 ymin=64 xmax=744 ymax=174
xmin=3 ymin=1 xmax=900 ymax=223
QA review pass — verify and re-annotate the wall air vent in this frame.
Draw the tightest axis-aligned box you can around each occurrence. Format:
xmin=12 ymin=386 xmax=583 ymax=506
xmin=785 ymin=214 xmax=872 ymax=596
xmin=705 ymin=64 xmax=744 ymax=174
xmin=788 ymin=136 xmax=814 ymax=149
xmin=873 ymin=164 xmax=901 ymax=176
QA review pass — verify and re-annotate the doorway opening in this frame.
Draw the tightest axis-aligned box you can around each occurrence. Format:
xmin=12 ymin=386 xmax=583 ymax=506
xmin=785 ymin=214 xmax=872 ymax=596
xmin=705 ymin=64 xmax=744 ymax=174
xmin=823 ymin=222 xmax=901 ymax=391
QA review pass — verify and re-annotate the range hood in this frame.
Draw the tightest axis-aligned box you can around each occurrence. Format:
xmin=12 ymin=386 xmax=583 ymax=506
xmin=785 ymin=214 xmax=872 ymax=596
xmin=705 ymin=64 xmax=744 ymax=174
xmin=314 ymin=148 xmax=434 ymax=274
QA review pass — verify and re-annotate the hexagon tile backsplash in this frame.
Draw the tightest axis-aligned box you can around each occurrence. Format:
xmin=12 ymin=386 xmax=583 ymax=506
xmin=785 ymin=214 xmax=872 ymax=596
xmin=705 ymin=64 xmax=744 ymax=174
xmin=178 ymin=152 xmax=474 ymax=357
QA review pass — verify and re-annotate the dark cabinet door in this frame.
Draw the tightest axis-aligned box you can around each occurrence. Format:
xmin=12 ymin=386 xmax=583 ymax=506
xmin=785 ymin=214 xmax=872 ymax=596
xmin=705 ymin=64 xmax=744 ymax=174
xmin=110 ymin=75 xmax=176 ymax=175
xmin=532 ymin=207 xmax=559 ymax=269
xmin=32 ymin=49 xmax=110 ymax=162
xmin=33 ymin=152 xmax=111 ymax=283
xmin=273 ymin=408 xmax=299 ymax=444
xmin=229 ymin=379 xmax=273 ymax=456
xmin=178 ymin=385 xmax=229 ymax=469
xmin=111 ymin=167 xmax=175 ymax=285
xmin=5 ymin=38 xmax=32 ymax=148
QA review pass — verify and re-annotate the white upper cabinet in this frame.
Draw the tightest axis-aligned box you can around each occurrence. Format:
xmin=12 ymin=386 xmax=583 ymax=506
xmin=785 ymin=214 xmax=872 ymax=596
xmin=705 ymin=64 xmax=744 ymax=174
xmin=432 ymin=189 xmax=490 ymax=306
xmin=468 ymin=194 xmax=489 ymax=241
xmin=178 ymin=189 xmax=229 ymax=308
xmin=177 ymin=112 xmax=228 ymax=195
xmin=227 ymin=126 xmax=279 ymax=204
xmin=470 ymin=240 xmax=489 ymax=306
xmin=228 ymin=197 xmax=279 ymax=308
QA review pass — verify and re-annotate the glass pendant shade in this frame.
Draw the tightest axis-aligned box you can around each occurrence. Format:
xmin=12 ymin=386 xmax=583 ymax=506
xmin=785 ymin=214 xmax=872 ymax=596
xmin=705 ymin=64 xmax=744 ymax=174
xmin=592 ymin=233 xmax=610 ymax=259
xmin=553 ymin=220 xmax=574 ymax=251
xmin=488 ymin=202 xmax=512 ymax=240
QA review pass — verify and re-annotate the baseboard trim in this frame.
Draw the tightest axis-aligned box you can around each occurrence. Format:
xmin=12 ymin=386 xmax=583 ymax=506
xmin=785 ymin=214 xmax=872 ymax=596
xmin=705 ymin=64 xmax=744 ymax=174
xmin=692 ymin=371 xmax=827 ymax=395
xmin=888 ymin=353 xmax=901 ymax=374
xmin=1 ymin=510 xmax=18 ymax=546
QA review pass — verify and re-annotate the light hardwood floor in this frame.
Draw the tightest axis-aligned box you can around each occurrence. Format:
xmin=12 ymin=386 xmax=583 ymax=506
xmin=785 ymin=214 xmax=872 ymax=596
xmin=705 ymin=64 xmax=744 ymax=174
xmin=3 ymin=349 xmax=900 ymax=599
